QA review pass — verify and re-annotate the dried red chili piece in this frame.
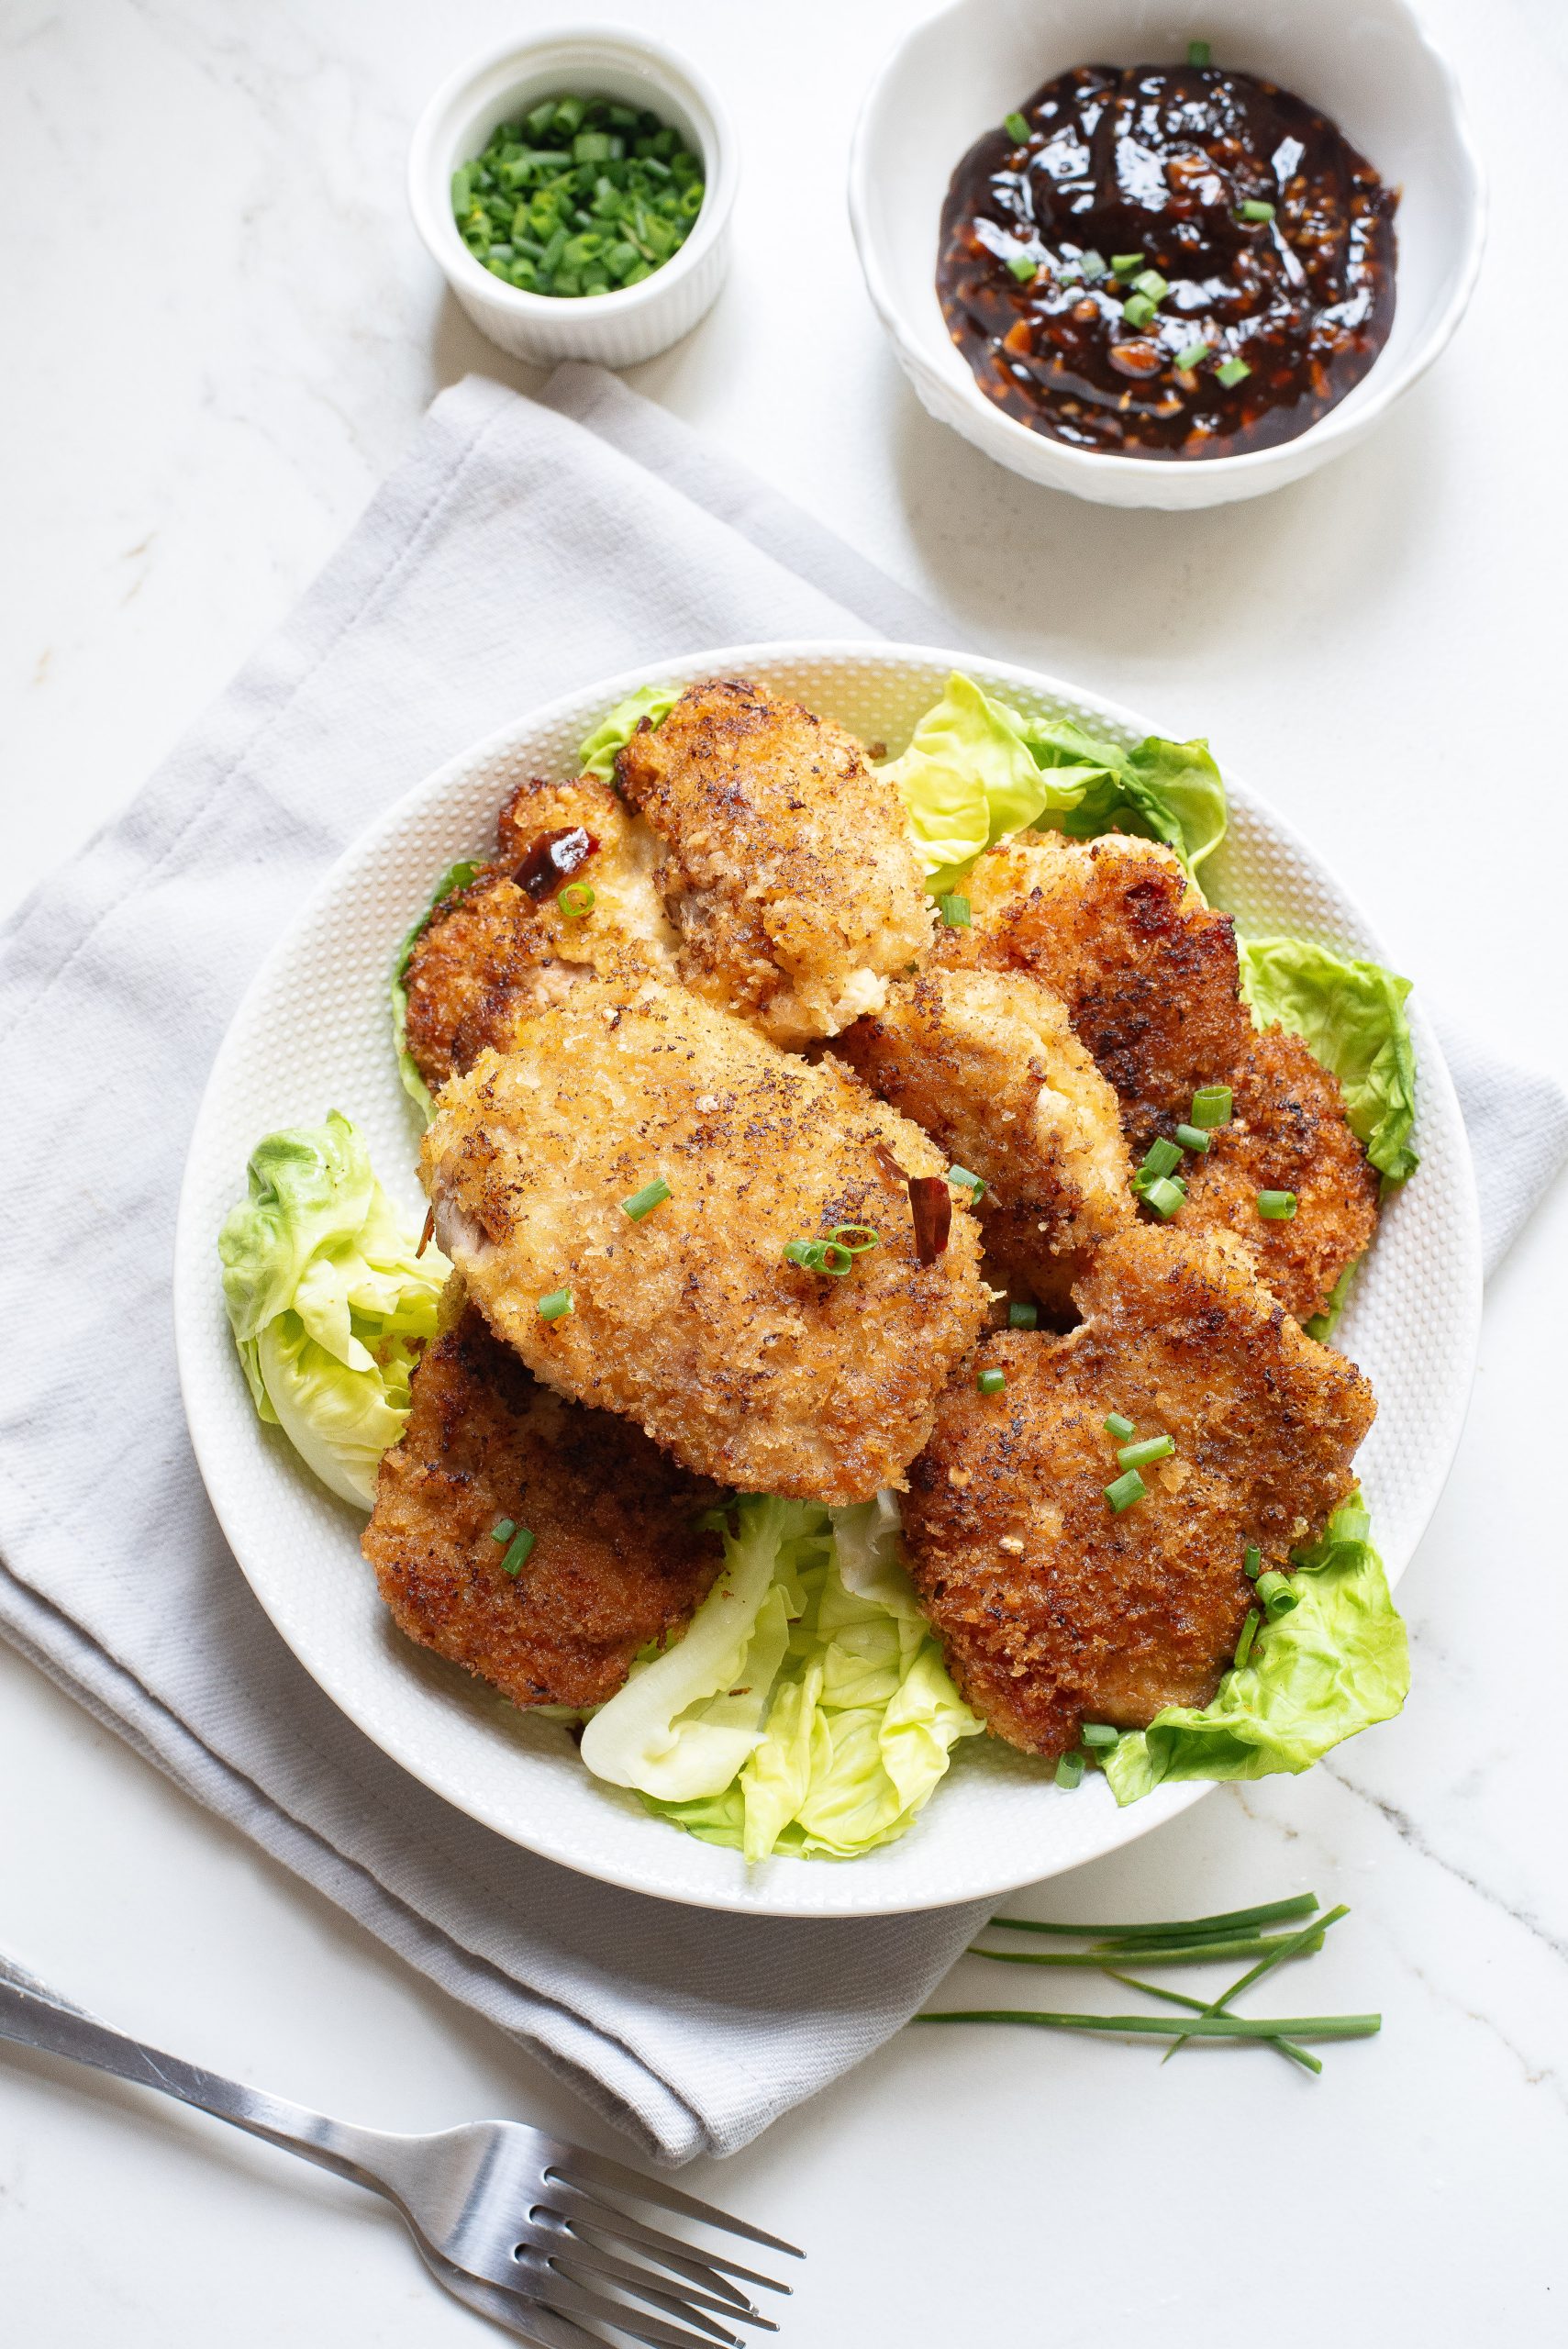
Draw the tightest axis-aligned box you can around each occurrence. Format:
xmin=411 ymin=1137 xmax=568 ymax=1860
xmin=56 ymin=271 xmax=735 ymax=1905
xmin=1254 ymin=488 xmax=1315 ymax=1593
xmin=514 ymin=826 xmax=597 ymax=898
xmin=908 ymin=1174 xmax=952 ymax=1265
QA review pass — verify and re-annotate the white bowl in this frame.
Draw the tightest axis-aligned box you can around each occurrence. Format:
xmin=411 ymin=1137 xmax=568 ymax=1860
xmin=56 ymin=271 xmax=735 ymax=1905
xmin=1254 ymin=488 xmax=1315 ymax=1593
xmin=175 ymin=643 xmax=1481 ymax=1918
xmin=849 ymin=0 xmax=1485 ymax=509
xmin=408 ymin=28 xmax=739 ymax=369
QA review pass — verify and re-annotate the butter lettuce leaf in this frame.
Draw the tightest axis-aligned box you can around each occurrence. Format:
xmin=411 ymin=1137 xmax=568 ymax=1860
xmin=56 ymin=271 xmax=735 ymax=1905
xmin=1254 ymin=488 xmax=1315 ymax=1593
xmin=882 ymin=673 xmax=1226 ymax=885
xmin=881 ymin=673 xmax=1093 ymax=885
xmin=578 ymin=683 xmax=678 ymax=782
xmin=1240 ymin=936 xmax=1418 ymax=1182
xmin=1103 ymin=1500 xmax=1408 ymax=1805
xmin=218 ymin=1111 xmax=449 ymax=1508
xmin=583 ymin=1492 xmax=983 ymax=1861
xmin=391 ymin=861 xmax=483 ymax=1121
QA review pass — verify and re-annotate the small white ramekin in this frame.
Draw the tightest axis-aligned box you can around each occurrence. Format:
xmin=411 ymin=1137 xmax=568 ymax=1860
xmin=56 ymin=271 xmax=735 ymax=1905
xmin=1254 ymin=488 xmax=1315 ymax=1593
xmin=409 ymin=28 xmax=739 ymax=370
xmin=849 ymin=0 xmax=1486 ymax=510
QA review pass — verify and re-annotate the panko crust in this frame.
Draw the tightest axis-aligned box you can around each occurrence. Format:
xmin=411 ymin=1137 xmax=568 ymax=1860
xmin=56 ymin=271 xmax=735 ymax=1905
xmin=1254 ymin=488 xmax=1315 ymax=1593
xmin=834 ymin=966 xmax=1133 ymax=1316
xmin=402 ymin=774 xmax=677 ymax=1099
xmin=1183 ymin=1028 xmax=1381 ymax=1322
xmin=939 ymin=831 xmax=1253 ymax=1152
xmin=362 ymin=1284 xmax=723 ymax=1712
xmin=901 ymin=1225 xmax=1376 ymax=1760
xmin=420 ymin=981 xmax=987 ymax=1502
xmin=615 ymin=676 xmax=932 ymax=1048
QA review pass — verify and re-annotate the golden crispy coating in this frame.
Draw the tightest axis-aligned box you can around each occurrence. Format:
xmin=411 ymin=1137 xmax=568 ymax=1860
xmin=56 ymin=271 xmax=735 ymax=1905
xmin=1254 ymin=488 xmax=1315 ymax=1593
xmin=901 ymin=1225 xmax=1375 ymax=1760
xmin=421 ymin=981 xmax=987 ymax=1502
xmin=939 ymin=832 xmax=1253 ymax=1152
xmin=1181 ymin=1029 xmax=1381 ymax=1322
xmin=362 ymin=1286 xmax=723 ymax=1712
xmin=615 ymin=676 xmax=931 ymax=1049
xmin=402 ymin=774 xmax=677 ymax=1098
xmin=834 ymin=966 xmax=1133 ymax=1317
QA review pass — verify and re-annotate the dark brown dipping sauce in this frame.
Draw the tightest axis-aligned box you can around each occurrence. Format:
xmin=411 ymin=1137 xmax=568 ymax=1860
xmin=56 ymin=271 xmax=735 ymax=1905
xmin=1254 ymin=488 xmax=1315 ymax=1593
xmin=937 ymin=63 xmax=1397 ymax=460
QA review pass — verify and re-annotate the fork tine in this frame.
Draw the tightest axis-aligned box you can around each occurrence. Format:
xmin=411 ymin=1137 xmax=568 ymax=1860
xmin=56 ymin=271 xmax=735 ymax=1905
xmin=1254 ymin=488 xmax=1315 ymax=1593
xmin=413 ymin=2235 xmax=610 ymax=2349
xmin=548 ymin=2154 xmax=805 ymax=2260
xmin=529 ymin=2265 xmax=739 ymax=2349
xmin=547 ymin=2254 xmax=743 ymax=2344
xmin=524 ymin=2223 xmax=769 ymax=2331
xmin=533 ymin=2181 xmax=789 ymax=2300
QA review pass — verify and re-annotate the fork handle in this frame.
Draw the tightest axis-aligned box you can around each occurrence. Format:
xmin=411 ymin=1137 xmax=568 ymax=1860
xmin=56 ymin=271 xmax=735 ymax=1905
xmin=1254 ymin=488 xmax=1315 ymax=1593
xmin=0 ymin=1971 xmax=392 ymax=2193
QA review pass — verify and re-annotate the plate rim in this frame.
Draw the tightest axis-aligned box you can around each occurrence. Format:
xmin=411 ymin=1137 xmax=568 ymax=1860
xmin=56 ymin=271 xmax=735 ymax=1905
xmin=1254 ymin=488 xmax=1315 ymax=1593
xmin=173 ymin=638 xmax=1484 ymax=1916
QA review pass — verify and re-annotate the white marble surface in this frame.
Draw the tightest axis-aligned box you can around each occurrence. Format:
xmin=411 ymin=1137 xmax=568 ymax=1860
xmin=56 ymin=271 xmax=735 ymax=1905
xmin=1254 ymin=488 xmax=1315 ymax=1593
xmin=2 ymin=1 xmax=1565 ymax=2342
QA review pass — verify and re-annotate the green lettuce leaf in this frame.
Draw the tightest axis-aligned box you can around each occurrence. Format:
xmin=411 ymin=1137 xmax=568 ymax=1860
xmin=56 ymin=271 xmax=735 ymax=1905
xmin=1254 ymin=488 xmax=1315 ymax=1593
xmin=391 ymin=862 xmax=483 ymax=1120
xmin=581 ymin=1491 xmax=983 ymax=1861
xmin=578 ymin=683 xmax=678 ymax=782
xmin=881 ymin=673 xmax=1226 ymax=885
xmin=1240 ymin=936 xmax=1418 ymax=1182
xmin=881 ymin=673 xmax=1093 ymax=885
xmin=1018 ymin=717 xmax=1228 ymax=874
xmin=1102 ymin=1499 xmax=1408 ymax=1805
xmin=218 ymin=1112 xmax=449 ymax=1508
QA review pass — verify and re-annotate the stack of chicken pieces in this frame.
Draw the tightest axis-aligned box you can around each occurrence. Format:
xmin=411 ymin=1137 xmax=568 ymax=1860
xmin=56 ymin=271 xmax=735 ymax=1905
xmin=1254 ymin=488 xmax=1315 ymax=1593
xmin=363 ymin=679 xmax=1377 ymax=1768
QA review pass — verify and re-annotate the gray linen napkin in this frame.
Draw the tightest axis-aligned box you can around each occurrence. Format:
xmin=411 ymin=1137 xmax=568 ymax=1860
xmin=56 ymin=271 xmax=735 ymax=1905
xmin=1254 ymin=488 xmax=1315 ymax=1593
xmin=1 ymin=369 xmax=1562 ymax=2167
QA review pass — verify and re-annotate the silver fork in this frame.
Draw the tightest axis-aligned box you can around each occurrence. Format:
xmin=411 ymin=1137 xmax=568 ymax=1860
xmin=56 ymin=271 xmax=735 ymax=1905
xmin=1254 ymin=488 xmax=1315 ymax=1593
xmin=0 ymin=1957 xmax=800 ymax=2347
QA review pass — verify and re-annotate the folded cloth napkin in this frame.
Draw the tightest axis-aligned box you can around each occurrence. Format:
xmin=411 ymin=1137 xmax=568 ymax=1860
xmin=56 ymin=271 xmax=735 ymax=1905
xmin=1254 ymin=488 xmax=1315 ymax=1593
xmin=1 ymin=369 xmax=1562 ymax=2166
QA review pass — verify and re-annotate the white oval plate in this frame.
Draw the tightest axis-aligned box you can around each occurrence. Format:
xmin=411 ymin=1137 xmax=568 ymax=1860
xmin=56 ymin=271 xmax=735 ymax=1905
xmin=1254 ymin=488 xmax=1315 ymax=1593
xmin=174 ymin=642 xmax=1482 ymax=1917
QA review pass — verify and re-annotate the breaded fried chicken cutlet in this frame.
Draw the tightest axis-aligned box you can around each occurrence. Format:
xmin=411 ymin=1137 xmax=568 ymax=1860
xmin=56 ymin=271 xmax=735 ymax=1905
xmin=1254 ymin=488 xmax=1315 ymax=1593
xmin=901 ymin=1226 xmax=1375 ymax=1761
xmin=1181 ymin=1030 xmax=1380 ymax=1322
xmin=402 ymin=773 xmax=678 ymax=1100
xmin=938 ymin=831 xmax=1253 ymax=1152
xmin=615 ymin=676 xmax=931 ymax=1048
xmin=940 ymin=830 xmax=1379 ymax=1322
xmin=834 ymin=965 xmax=1133 ymax=1316
xmin=421 ymin=981 xmax=987 ymax=1503
xmin=363 ymin=1281 xmax=724 ymax=1711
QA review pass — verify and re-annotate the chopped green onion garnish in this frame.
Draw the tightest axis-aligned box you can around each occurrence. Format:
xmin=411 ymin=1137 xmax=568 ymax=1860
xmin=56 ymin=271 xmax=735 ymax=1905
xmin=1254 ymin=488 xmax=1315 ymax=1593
xmin=1132 ymin=269 xmax=1169 ymax=300
xmin=785 ymin=1236 xmax=855 ymax=1276
xmin=1055 ymin=1751 xmax=1085 ymax=1790
xmin=1079 ymin=250 xmax=1107 ymax=281
xmin=1190 ymin=1085 xmax=1233 ymax=1128
xmin=1005 ymin=111 xmax=1030 ymax=141
xmin=1103 ymin=1412 xmax=1136 ymax=1441
xmin=1237 ymin=199 xmax=1276 ymax=222
xmin=1080 ymin=1722 xmax=1119 ymax=1749
xmin=557 ymin=882 xmax=595 ymax=918
xmin=977 ymin=1366 xmax=1006 ymax=1396
xmin=1139 ymin=1137 xmax=1183 ymax=1180
xmin=1174 ymin=1123 xmax=1211 ymax=1153
xmin=1118 ymin=1435 xmax=1173 ymax=1470
xmin=1141 ymin=1174 xmax=1186 ymax=1220
xmin=1257 ymin=1570 xmax=1300 ymax=1619
xmin=622 ymin=1176 xmax=672 ymax=1220
xmin=499 ymin=1526 xmax=537 ymax=1577
xmin=947 ymin=1163 xmax=986 ymax=1200
xmin=1216 ymin=356 xmax=1251 ymax=387
xmin=1234 ymin=1607 xmax=1260 ymax=1666
xmin=1173 ymin=339 xmax=1211 ymax=371
xmin=1336 ymin=1501 xmax=1371 ymax=1543
xmin=490 ymin=1518 xmax=517 ymax=1544
xmin=1105 ymin=1468 xmax=1148 ymax=1513
xmin=1006 ymin=253 xmax=1039 ymax=284
xmin=537 ymin=1287 xmax=573 ymax=1321
xmin=1188 ymin=39 xmax=1211 ymax=66
xmin=1008 ymin=1300 xmax=1039 ymax=1329
xmin=1110 ymin=252 xmax=1145 ymax=274
xmin=940 ymin=892 xmax=973 ymax=928
xmin=1244 ymin=1543 xmax=1262 ymax=1580
xmin=829 ymin=1223 xmax=881 ymax=1253
xmin=1122 ymin=293 xmax=1158 ymax=329
xmin=1257 ymin=1189 xmax=1297 ymax=1219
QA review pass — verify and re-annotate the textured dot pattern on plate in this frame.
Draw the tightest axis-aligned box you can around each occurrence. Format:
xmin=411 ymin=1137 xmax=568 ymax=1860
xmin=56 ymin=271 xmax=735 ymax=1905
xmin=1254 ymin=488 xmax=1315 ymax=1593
xmin=173 ymin=643 xmax=1482 ymax=1918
